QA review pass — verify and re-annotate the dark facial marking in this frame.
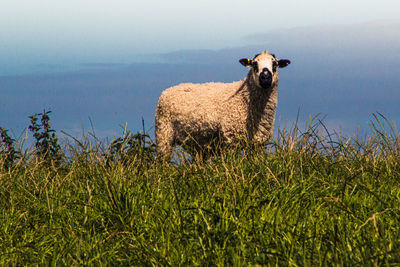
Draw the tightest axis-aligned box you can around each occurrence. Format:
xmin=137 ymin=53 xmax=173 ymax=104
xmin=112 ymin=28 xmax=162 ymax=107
xmin=272 ymin=61 xmax=278 ymax=72
xmin=252 ymin=61 xmax=259 ymax=73
xmin=259 ymin=68 xmax=272 ymax=89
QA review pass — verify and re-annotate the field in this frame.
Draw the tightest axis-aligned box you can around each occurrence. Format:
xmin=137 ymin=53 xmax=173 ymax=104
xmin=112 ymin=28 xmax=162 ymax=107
xmin=1 ymin=113 xmax=400 ymax=265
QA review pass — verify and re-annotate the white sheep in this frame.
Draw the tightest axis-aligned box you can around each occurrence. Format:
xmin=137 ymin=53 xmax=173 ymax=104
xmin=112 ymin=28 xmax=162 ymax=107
xmin=155 ymin=51 xmax=290 ymax=157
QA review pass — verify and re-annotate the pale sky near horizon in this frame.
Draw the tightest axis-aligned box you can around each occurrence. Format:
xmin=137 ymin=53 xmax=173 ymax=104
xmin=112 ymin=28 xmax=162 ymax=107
xmin=1 ymin=0 xmax=400 ymax=68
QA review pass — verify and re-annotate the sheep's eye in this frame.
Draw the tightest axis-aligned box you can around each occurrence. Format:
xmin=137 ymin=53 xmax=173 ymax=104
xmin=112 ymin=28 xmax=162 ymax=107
xmin=272 ymin=62 xmax=278 ymax=72
xmin=252 ymin=61 xmax=259 ymax=72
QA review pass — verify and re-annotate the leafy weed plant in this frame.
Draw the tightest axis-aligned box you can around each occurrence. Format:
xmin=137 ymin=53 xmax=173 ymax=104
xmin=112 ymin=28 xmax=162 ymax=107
xmin=29 ymin=110 xmax=63 ymax=164
xmin=0 ymin=127 xmax=21 ymax=170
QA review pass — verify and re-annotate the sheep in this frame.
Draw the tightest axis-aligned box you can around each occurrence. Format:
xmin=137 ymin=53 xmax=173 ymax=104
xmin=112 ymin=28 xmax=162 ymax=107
xmin=155 ymin=51 xmax=291 ymax=157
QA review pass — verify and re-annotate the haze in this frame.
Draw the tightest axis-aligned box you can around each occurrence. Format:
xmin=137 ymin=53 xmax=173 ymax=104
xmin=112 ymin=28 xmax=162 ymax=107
xmin=1 ymin=0 xmax=400 ymax=74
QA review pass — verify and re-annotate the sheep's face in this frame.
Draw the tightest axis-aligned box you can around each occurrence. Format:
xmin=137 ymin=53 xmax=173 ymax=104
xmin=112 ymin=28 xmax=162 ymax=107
xmin=240 ymin=51 xmax=290 ymax=89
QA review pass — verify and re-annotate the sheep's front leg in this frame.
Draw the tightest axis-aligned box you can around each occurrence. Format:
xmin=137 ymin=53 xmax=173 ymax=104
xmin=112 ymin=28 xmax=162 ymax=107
xmin=155 ymin=119 xmax=175 ymax=158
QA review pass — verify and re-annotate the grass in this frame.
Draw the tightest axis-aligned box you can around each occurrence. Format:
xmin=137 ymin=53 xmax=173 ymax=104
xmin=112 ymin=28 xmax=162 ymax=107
xmin=1 ymin=114 xmax=400 ymax=265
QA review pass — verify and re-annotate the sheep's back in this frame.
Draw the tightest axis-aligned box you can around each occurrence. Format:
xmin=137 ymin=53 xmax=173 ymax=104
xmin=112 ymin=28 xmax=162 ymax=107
xmin=159 ymin=81 xmax=242 ymax=117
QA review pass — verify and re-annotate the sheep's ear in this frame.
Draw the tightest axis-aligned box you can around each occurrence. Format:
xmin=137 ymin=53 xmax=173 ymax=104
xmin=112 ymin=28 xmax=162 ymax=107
xmin=278 ymin=59 xmax=291 ymax=68
xmin=239 ymin=58 xmax=252 ymax=67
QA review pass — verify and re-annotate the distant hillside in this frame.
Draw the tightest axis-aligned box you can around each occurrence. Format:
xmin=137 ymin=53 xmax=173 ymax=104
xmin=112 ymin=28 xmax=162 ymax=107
xmin=160 ymin=20 xmax=400 ymax=63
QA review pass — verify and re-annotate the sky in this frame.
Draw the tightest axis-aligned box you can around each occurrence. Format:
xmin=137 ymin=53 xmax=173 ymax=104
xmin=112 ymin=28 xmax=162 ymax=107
xmin=1 ymin=0 xmax=400 ymax=73
xmin=1 ymin=0 xmax=400 ymax=138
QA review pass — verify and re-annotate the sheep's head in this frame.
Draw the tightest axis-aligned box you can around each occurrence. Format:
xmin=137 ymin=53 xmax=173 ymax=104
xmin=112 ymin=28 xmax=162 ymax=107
xmin=240 ymin=51 xmax=290 ymax=89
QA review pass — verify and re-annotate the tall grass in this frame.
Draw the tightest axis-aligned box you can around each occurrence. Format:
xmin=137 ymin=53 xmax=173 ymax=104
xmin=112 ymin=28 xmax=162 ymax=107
xmin=0 ymin=113 xmax=399 ymax=265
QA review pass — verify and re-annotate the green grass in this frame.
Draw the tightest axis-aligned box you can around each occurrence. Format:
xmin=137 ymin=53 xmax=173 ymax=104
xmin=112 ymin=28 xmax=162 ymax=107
xmin=1 ymin=115 xmax=400 ymax=265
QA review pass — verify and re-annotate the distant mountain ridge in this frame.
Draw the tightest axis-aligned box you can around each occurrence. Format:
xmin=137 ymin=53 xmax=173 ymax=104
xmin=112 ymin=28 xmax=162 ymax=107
xmin=158 ymin=20 xmax=400 ymax=64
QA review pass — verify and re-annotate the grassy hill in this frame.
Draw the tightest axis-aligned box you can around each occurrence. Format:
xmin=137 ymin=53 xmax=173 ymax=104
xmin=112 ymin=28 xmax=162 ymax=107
xmin=1 ymin=113 xmax=400 ymax=265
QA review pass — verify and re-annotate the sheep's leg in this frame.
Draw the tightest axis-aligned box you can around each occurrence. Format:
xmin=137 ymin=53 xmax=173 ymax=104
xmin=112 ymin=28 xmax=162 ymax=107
xmin=155 ymin=119 xmax=174 ymax=158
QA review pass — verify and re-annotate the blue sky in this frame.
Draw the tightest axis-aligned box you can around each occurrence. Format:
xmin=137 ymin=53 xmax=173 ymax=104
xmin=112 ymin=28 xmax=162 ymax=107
xmin=1 ymin=0 xmax=400 ymax=71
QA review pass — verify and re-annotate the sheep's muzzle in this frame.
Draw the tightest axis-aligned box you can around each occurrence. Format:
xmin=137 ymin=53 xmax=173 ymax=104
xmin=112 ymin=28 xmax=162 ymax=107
xmin=259 ymin=70 xmax=272 ymax=89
